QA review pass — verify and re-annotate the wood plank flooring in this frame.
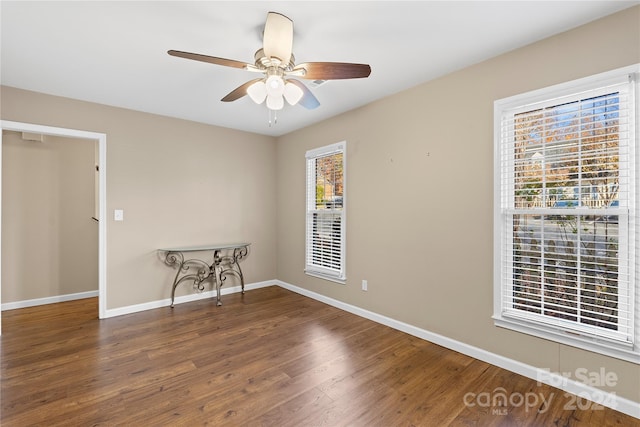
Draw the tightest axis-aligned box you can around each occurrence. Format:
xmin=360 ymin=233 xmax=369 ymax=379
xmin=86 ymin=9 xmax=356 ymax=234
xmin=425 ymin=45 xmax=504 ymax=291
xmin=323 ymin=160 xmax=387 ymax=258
xmin=1 ymin=286 xmax=637 ymax=426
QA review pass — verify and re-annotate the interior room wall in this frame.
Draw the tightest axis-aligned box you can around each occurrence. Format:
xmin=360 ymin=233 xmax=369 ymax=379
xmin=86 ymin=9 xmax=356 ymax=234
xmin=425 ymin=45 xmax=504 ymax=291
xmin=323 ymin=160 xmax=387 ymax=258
xmin=1 ymin=3 xmax=637 ymax=407
xmin=275 ymin=6 xmax=640 ymax=403
xmin=2 ymin=132 xmax=97 ymax=302
xmin=0 ymin=88 xmax=278 ymax=310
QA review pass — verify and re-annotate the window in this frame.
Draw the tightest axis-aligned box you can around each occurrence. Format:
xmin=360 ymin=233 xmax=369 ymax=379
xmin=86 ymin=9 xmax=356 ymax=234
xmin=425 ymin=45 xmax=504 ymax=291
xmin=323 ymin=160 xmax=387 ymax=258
xmin=305 ymin=142 xmax=346 ymax=283
xmin=494 ymin=66 xmax=639 ymax=363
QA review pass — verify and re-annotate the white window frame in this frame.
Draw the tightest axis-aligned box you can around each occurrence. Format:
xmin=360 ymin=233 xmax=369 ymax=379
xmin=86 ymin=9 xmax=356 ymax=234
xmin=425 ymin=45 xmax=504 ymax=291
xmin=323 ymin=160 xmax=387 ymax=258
xmin=493 ymin=65 xmax=640 ymax=363
xmin=305 ymin=141 xmax=346 ymax=284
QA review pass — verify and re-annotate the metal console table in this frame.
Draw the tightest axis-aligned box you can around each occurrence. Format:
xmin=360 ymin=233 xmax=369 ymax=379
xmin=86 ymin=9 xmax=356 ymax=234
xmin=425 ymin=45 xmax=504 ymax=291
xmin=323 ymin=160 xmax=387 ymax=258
xmin=160 ymin=243 xmax=250 ymax=307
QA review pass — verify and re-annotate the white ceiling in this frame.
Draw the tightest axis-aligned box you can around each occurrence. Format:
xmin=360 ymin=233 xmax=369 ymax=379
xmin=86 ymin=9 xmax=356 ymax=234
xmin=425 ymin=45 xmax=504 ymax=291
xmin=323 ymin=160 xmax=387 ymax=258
xmin=1 ymin=1 xmax=638 ymax=137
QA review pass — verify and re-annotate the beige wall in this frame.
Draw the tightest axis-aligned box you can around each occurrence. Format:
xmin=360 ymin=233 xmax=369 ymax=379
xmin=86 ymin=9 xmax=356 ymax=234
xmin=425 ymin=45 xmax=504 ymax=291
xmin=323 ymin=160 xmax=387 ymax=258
xmin=1 ymin=88 xmax=277 ymax=309
xmin=276 ymin=7 xmax=640 ymax=402
xmin=2 ymin=132 xmax=97 ymax=302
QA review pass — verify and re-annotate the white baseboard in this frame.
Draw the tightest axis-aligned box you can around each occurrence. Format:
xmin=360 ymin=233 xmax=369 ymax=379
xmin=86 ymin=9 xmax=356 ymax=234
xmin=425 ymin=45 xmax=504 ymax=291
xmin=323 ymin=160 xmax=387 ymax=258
xmin=1 ymin=290 xmax=99 ymax=311
xmin=274 ymin=280 xmax=640 ymax=420
xmin=103 ymin=280 xmax=275 ymax=318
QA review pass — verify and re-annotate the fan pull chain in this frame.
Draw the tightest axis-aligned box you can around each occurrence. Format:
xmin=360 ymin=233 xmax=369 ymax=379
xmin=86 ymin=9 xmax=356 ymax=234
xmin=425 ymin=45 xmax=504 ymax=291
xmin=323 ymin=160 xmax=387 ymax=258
xmin=268 ymin=109 xmax=278 ymax=127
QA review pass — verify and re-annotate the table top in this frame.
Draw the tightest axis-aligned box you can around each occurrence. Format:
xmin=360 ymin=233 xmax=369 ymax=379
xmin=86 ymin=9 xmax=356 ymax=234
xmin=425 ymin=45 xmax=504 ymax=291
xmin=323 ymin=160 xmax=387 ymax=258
xmin=159 ymin=243 xmax=250 ymax=252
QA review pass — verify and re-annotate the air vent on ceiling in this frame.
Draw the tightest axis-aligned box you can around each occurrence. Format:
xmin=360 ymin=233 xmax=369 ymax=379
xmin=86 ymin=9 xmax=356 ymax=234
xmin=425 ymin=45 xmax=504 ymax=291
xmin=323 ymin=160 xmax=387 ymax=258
xmin=307 ymin=79 xmax=328 ymax=88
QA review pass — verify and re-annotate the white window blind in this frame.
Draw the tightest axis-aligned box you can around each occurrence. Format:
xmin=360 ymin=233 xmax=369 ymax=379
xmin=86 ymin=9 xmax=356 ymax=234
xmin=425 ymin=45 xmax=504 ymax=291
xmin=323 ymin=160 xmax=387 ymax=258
xmin=494 ymin=66 xmax=639 ymax=362
xmin=305 ymin=142 xmax=346 ymax=283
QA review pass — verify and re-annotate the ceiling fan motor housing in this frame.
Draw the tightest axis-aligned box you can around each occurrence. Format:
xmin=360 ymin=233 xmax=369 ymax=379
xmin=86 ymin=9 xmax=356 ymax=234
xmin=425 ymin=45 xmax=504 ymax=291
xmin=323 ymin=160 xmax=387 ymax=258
xmin=254 ymin=48 xmax=296 ymax=72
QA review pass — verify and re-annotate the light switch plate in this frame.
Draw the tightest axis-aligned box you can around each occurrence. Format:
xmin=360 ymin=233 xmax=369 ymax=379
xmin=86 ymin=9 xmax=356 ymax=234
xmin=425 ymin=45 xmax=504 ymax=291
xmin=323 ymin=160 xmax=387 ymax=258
xmin=114 ymin=209 xmax=124 ymax=221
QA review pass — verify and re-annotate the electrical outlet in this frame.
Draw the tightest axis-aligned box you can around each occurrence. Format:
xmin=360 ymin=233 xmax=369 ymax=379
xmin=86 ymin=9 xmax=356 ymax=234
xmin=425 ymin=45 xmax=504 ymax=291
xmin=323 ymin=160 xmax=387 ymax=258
xmin=362 ymin=280 xmax=368 ymax=291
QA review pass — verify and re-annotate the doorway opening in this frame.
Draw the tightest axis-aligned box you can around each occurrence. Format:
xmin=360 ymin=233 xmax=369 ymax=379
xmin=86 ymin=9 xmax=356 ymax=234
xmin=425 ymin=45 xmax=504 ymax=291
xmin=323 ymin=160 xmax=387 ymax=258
xmin=0 ymin=121 xmax=107 ymax=334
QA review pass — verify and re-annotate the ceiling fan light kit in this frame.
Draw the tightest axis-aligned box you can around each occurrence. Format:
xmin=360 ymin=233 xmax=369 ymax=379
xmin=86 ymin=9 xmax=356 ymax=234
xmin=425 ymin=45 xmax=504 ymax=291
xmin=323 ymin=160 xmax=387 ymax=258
xmin=247 ymin=80 xmax=267 ymax=104
xmin=168 ymin=11 xmax=371 ymax=125
xmin=283 ymin=82 xmax=304 ymax=105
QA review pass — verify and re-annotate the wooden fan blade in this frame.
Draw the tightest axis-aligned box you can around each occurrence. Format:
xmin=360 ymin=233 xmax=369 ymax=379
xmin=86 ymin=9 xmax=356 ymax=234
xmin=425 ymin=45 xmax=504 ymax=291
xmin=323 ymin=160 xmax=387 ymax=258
xmin=168 ymin=50 xmax=251 ymax=70
xmin=221 ymin=78 xmax=264 ymax=102
xmin=263 ymin=12 xmax=293 ymax=64
xmin=293 ymin=62 xmax=371 ymax=80
xmin=287 ymin=79 xmax=320 ymax=110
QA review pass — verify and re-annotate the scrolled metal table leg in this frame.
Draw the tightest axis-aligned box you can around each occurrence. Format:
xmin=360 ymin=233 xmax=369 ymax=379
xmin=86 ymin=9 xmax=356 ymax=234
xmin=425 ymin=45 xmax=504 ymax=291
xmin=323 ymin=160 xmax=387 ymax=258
xmin=233 ymin=246 xmax=248 ymax=294
xmin=164 ymin=251 xmax=185 ymax=308
xmin=165 ymin=251 xmax=214 ymax=308
xmin=213 ymin=249 xmax=223 ymax=306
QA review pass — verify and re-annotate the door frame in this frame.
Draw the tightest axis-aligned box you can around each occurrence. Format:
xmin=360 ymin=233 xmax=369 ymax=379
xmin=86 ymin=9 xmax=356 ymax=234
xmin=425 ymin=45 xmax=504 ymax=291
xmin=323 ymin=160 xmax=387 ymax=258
xmin=0 ymin=120 xmax=107 ymax=332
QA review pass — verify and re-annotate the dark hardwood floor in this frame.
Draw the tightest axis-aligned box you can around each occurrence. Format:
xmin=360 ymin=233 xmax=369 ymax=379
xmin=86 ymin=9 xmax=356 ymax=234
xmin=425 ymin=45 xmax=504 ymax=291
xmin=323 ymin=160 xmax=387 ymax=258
xmin=1 ymin=286 xmax=636 ymax=426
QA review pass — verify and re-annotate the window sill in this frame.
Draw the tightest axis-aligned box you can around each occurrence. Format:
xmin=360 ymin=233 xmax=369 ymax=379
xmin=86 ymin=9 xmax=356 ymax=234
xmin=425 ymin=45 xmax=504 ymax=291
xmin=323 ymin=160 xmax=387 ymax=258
xmin=304 ymin=270 xmax=346 ymax=285
xmin=493 ymin=315 xmax=640 ymax=365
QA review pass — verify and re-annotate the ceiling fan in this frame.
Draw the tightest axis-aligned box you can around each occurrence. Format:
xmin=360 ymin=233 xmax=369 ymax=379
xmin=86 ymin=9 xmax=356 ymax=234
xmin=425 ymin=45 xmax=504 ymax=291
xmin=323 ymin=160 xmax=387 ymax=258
xmin=168 ymin=11 xmax=371 ymax=114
